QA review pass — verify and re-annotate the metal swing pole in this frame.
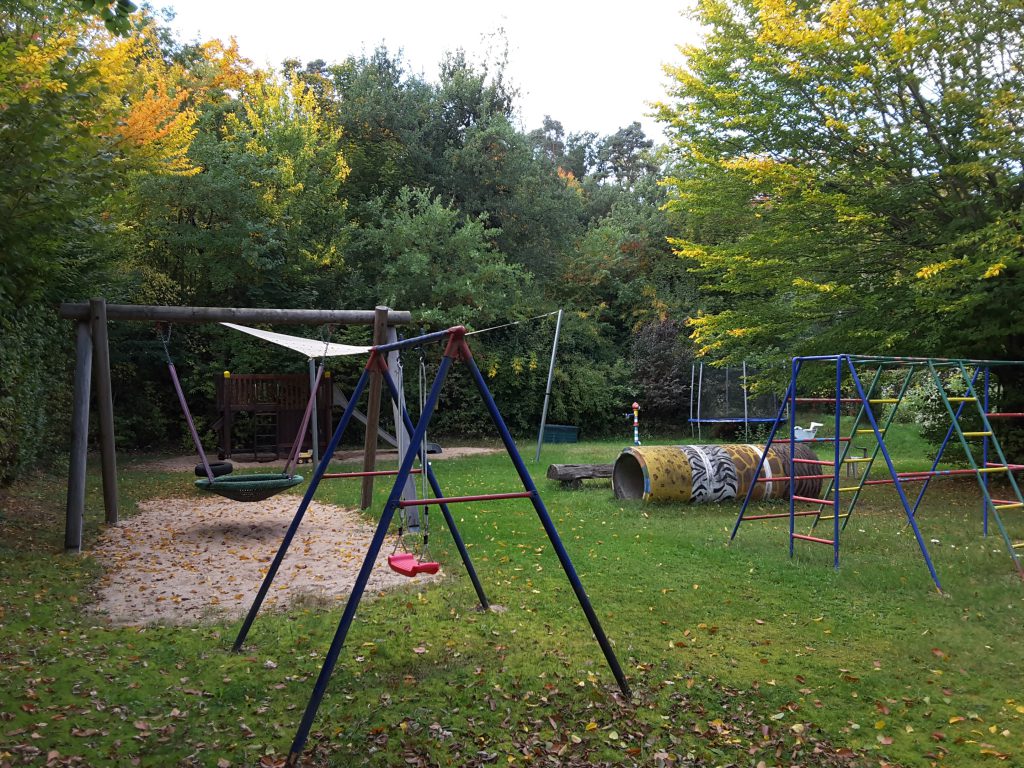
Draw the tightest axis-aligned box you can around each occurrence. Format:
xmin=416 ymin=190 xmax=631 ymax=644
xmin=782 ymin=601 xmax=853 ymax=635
xmin=696 ymin=363 xmax=704 ymax=441
xmin=535 ymin=308 xmax=564 ymax=463
xmin=461 ymin=340 xmax=631 ymax=699
xmin=287 ymin=347 xmax=457 ymax=765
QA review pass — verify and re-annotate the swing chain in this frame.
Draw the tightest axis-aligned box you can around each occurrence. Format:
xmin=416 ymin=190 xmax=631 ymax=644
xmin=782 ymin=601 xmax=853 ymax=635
xmin=156 ymin=322 xmax=173 ymax=362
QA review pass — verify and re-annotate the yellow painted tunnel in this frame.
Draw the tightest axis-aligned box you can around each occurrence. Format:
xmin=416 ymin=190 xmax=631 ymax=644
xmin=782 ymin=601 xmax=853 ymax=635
xmin=612 ymin=443 xmax=822 ymax=503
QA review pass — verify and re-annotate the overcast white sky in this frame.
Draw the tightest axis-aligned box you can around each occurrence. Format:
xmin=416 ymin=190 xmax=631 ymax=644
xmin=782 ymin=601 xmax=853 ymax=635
xmin=165 ymin=1 xmax=701 ymax=143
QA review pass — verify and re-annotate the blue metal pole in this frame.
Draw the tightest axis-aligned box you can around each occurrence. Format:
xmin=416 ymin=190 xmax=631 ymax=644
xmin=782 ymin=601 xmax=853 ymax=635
xmin=380 ymin=368 xmax=491 ymax=610
xmin=233 ymin=366 xmax=372 ymax=651
xmin=374 ymin=327 xmax=454 ymax=354
xmin=287 ymin=354 xmax=455 ymax=764
xmin=461 ymin=345 xmax=631 ymax=698
xmin=846 ymin=358 xmax=943 ymax=592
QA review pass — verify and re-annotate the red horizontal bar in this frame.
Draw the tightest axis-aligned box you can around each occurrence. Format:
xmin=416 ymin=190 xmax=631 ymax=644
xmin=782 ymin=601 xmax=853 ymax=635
xmin=743 ymin=511 xmax=821 ymax=520
xmin=792 ymin=533 xmax=835 ymax=545
xmin=793 ymin=397 xmax=861 ymax=403
xmin=398 ymin=491 xmax=533 ymax=508
xmin=987 ymin=462 xmax=1024 ymax=470
xmin=793 ymin=458 xmax=836 ymax=465
xmin=793 ymin=495 xmax=835 ymax=504
xmin=323 ymin=469 xmax=422 ymax=479
xmin=991 ymin=499 xmax=1016 ymax=505
xmin=986 ymin=413 xmax=1024 ymax=418
xmin=800 ymin=437 xmax=851 ymax=442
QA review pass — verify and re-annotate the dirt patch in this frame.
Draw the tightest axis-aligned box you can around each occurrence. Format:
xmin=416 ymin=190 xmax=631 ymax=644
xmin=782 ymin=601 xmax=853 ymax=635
xmin=90 ymin=495 xmax=439 ymax=626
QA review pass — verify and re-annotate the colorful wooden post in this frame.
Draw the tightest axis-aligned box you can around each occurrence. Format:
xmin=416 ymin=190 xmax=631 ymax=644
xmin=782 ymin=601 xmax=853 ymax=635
xmin=632 ymin=401 xmax=641 ymax=446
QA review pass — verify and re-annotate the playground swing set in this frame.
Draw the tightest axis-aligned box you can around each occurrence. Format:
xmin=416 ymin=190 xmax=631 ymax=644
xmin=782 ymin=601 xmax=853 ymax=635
xmin=58 ymin=301 xmax=412 ymax=551
xmin=229 ymin=324 xmax=629 ymax=765
xmin=729 ymin=354 xmax=1024 ymax=592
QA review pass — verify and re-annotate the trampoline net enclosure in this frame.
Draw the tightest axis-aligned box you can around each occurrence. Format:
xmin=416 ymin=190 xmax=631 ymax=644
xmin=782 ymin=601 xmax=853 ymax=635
xmin=689 ymin=362 xmax=781 ymax=439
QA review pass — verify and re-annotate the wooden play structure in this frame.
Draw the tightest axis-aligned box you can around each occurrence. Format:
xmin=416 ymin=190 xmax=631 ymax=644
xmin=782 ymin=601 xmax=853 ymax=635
xmin=214 ymin=372 xmax=334 ymax=461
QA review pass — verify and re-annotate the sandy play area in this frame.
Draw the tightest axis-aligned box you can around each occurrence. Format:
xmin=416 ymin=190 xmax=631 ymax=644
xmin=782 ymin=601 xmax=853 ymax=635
xmin=90 ymin=494 xmax=441 ymax=626
xmin=91 ymin=447 xmax=504 ymax=625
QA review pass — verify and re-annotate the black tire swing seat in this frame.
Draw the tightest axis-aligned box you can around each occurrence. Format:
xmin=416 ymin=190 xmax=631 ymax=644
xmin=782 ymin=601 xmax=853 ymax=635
xmin=195 ymin=473 xmax=304 ymax=502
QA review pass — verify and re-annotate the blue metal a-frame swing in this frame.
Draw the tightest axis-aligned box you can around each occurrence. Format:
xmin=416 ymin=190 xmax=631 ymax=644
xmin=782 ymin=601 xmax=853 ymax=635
xmin=231 ymin=326 xmax=630 ymax=766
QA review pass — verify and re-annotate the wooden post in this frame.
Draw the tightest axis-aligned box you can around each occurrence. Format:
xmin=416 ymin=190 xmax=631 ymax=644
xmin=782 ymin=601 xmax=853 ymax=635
xmin=90 ymin=298 xmax=118 ymax=525
xmin=65 ymin=321 xmax=93 ymax=552
xmin=360 ymin=306 xmax=389 ymax=509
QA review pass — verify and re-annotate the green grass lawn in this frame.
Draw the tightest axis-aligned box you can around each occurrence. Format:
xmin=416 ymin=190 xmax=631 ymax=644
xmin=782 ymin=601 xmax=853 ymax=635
xmin=1 ymin=428 xmax=1023 ymax=767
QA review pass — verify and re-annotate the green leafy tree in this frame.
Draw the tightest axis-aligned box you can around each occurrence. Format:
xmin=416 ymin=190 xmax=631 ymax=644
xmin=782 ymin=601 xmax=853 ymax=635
xmin=657 ymin=0 xmax=1024 ymax=374
xmin=346 ymin=186 xmax=529 ymax=327
xmin=128 ymin=69 xmax=349 ymax=308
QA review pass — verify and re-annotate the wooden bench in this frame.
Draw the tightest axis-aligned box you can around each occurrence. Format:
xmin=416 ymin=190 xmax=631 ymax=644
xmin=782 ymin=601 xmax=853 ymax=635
xmin=546 ymin=463 xmax=613 ymax=489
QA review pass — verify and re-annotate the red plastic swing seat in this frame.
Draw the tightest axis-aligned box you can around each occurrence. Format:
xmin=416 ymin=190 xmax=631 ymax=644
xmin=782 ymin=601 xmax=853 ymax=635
xmin=387 ymin=552 xmax=440 ymax=577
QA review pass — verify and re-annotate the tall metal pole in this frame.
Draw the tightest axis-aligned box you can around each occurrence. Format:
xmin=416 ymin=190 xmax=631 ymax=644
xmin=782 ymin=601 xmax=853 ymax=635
xmin=534 ymin=308 xmax=563 ymax=463
xmin=307 ymin=358 xmax=320 ymax=465
xmin=742 ymin=361 xmax=750 ymax=441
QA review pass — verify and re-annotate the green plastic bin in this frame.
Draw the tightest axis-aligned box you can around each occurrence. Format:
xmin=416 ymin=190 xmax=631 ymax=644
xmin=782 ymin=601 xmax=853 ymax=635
xmin=543 ymin=424 xmax=579 ymax=443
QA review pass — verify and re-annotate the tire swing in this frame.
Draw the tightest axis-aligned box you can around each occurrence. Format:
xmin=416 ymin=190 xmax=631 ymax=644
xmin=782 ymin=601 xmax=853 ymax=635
xmin=194 ymin=461 xmax=233 ymax=478
xmin=157 ymin=324 xmax=304 ymax=502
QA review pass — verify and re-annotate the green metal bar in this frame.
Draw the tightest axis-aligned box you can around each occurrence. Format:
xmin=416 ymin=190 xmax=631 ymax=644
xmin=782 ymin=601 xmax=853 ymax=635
xmin=847 ymin=355 xmax=1024 ymax=367
xmin=948 ymin=363 xmax=1024 ymax=580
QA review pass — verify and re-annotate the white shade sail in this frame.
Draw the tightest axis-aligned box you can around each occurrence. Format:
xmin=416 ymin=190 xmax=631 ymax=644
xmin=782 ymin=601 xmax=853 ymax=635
xmin=221 ymin=322 xmax=371 ymax=358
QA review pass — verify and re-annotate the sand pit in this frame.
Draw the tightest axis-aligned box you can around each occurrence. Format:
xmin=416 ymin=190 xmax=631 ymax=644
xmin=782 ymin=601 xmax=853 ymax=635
xmin=91 ymin=495 xmax=439 ymax=626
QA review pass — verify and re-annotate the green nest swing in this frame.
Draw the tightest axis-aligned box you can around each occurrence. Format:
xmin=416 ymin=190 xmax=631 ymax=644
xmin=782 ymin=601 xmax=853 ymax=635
xmin=195 ymin=473 xmax=305 ymax=502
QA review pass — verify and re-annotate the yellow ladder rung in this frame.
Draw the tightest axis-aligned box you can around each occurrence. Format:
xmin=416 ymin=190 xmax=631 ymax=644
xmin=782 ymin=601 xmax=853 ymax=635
xmin=817 ymin=514 xmax=850 ymax=520
xmin=979 ymin=466 xmax=1007 ymax=474
xmin=843 ymin=457 xmax=871 ymax=463
xmin=837 ymin=486 xmax=860 ymax=492
xmin=868 ymin=398 xmax=899 ymax=404
xmin=856 ymin=429 xmax=879 ymax=434
xmin=947 ymin=397 xmax=977 ymax=402
xmin=961 ymin=431 xmax=992 ymax=437
xmin=995 ymin=503 xmax=1024 ymax=510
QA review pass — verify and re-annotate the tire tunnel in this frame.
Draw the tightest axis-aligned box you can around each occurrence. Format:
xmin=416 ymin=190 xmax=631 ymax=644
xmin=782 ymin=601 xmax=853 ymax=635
xmin=612 ymin=443 xmax=823 ymax=503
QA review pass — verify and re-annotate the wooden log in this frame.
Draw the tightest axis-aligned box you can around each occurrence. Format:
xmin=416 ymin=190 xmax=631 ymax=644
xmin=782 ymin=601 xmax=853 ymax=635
xmin=546 ymin=464 xmax=613 ymax=489
xmin=59 ymin=302 xmax=411 ymax=326
xmin=65 ymin=321 xmax=92 ymax=552
xmin=90 ymin=298 xmax=119 ymax=526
